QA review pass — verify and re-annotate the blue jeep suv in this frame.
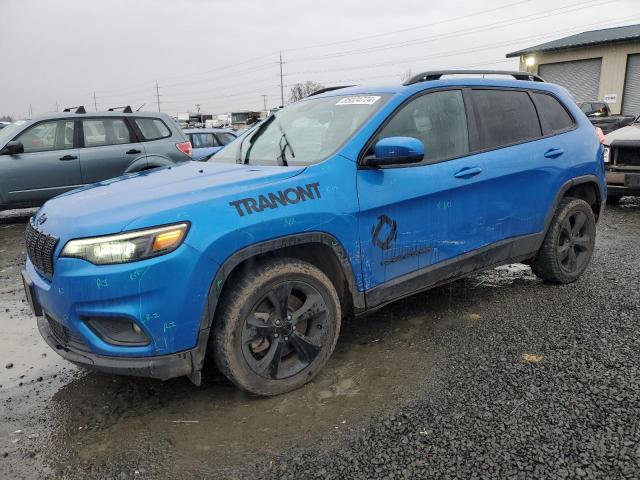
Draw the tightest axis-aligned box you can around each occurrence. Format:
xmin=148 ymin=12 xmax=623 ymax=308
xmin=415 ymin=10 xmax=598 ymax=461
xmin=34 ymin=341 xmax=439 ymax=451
xmin=22 ymin=71 xmax=606 ymax=396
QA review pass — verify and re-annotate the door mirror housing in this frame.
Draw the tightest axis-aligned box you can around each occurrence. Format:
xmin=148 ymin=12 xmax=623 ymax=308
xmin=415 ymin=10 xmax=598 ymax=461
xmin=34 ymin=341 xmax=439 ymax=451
xmin=364 ymin=136 xmax=424 ymax=167
xmin=0 ymin=141 xmax=24 ymax=155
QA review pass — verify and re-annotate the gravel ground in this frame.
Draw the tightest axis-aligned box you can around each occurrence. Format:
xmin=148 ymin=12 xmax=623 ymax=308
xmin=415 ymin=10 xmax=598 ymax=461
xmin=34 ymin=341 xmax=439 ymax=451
xmin=1 ymin=200 xmax=639 ymax=479
xmin=230 ymin=199 xmax=640 ymax=480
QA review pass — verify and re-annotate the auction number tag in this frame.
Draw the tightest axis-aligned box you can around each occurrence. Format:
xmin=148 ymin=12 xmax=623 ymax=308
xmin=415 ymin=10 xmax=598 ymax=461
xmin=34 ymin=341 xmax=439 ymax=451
xmin=336 ymin=96 xmax=380 ymax=106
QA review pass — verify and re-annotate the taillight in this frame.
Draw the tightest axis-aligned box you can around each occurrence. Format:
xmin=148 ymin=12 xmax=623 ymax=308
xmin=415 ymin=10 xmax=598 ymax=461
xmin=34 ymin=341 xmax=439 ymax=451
xmin=595 ymin=127 xmax=605 ymax=144
xmin=176 ymin=141 xmax=192 ymax=157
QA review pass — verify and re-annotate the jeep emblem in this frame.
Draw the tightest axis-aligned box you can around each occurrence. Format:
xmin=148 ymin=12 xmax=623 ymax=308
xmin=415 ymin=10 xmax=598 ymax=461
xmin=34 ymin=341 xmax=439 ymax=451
xmin=37 ymin=214 xmax=47 ymax=225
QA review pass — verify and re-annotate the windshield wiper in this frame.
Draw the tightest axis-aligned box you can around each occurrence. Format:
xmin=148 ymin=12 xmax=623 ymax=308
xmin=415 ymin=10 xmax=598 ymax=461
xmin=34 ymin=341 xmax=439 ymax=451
xmin=238 ymin=115 xmax=275 ymax=164
xmin=277 ymin=123 xmax=295 ymax=166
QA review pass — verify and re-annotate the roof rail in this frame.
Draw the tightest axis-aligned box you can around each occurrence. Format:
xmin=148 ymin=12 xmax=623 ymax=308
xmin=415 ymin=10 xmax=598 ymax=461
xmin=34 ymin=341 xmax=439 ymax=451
xmin=403 ymin=70 xmax=544 ymax=85
xmin=307 ymin=85 xmax=356 ymax=97
xmin=63 ymin=106 xmax=87 ymax=114
xmin=108 ymin=105 xmax=133 ymax=113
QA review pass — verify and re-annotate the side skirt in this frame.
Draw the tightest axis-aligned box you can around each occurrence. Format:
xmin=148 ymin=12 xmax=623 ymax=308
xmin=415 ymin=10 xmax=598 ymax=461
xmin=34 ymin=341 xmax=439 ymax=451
xmin=364 ymin=232 xmax=544 ymax=312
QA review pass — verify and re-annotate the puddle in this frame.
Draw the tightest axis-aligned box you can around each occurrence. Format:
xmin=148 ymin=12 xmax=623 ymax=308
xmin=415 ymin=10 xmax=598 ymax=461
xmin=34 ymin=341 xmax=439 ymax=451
xmin=0 ymin=213 xmax=546 ymax=479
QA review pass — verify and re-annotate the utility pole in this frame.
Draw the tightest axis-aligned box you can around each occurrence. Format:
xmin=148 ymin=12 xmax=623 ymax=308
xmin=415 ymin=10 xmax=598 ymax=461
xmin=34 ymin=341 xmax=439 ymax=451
xmin=93 ymin=92 xmax=98 ymax=111
xmin=155 ymin=81 xmax=161 ymax=112
xmin=55 ymin=101 xmax=59 ymax=112
xmin=28 ymin=104 xmax=33 ymax=118
xmin=261 ymin=95 xmax=268 ymax=110
xmin=279 ymin=51 xmax=285 ymax=107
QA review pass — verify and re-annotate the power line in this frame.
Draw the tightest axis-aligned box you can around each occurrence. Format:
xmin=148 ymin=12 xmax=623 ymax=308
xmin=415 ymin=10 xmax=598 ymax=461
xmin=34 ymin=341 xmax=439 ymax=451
xmin=286 ymin=0 xmax=619 ymax=63
xmin=284 ymin=13 xmax=640 ymax=78
xmin=282 ymin=0 xmax=535 ymax=53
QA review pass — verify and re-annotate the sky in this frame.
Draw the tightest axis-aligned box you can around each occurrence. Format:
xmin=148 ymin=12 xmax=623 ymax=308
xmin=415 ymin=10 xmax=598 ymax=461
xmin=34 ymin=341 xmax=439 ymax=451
xmin=1 ymin=0 xmax=638 ymax=119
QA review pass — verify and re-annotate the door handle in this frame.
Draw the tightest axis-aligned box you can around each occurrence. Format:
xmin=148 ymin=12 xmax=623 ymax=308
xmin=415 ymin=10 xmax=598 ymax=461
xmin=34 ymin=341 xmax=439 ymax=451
xmin=59 ymin=155 xmax=77 ymax=161
xmin=544 ymin=148 xmax=564 ymax=159
xmin=454 ymin=166 xmax=483 ymax=179
xmin=126 ymin=149 xmax=142 ymax=155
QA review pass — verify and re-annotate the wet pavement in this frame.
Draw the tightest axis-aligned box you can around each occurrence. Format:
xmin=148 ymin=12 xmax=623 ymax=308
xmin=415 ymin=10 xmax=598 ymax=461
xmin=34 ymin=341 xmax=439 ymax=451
xmin=1 ymin=201 xmax=639 ymax=479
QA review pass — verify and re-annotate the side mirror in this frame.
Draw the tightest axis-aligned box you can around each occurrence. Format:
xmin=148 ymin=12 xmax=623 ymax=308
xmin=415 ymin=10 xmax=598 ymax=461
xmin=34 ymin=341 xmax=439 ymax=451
xmin=364 ymin=136 xmax=424 ymax=167
xmin=0 ymin=141 xmax=24 ymax=155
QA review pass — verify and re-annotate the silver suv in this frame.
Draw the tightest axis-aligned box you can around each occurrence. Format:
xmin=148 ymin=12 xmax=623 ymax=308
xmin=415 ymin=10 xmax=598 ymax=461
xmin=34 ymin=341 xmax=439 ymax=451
xmin=0 ymin=107 xmax=192 ymax=210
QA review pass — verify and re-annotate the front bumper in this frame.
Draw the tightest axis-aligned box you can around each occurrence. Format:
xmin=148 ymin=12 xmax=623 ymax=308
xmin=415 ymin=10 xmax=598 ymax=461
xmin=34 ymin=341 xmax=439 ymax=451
xmin=37 ymin=314 xmax=205 ymax=380
xmin=24 ymin=238 xmax=219 ymax=381
xmin=605 ymin=170 xmax=640 ymax=197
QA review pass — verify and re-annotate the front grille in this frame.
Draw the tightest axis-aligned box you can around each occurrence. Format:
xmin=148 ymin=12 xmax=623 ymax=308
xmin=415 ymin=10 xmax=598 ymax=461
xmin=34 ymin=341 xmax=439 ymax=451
xmin=46 ymin=314 xmax=89 ymax=352
xmin=614 ymin=146 xmax=640 ymax=167
xmin=25 ymin=222 xmax=58 ymax=277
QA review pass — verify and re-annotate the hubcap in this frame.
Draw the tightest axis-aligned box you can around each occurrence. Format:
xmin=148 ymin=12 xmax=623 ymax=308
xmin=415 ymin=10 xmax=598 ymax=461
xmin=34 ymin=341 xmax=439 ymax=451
xmin=241 ymin=281 xmax=329 ymax=380
xmin=557 ymin=211 xmax=591 ymax=274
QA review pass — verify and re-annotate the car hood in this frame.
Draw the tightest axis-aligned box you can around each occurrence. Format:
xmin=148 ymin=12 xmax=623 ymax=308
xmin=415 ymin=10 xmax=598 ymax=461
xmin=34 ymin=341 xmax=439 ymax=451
xmin=604 ymin=123 xmax=640 ymax=144
xmin=38 ymin=161 xmax=305 ymax=238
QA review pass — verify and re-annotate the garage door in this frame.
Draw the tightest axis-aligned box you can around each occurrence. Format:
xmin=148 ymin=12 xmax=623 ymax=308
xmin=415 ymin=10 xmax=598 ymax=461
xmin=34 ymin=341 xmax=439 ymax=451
xmin=538 ymin=58 xmax=602 ymax=103
xmin=622 ymin=54 xmax=640 ymax=116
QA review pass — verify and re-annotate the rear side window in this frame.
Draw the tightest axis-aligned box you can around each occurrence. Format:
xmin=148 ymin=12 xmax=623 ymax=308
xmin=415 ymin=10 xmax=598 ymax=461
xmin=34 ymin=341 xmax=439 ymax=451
xmin=470 ymin=90 xmax=541 ymax=150
xmin=215 ymin=132 xmax=236 ymax=145
xmin=82 ymin=118 xmax=131 ymax=147
xmin=16 ymin=120 xmax=75 ymax=153
xmin=532 ymin=93 xmax=575 ymax=134
xmin=190 ymin=133 xmax=217 ymax=148
xmin=135 ymin=118 xmax=171 ymax=141
xmin=377 ymin=89 xmax=469 ymax=164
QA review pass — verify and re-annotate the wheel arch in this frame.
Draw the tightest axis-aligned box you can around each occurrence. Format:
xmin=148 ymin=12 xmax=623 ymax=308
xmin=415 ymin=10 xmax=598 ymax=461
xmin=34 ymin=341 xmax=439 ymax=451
xmin=212 ymin=233 xmax=364 ymax=318
xmin=124 ymin=154 xmax=174 ymax=173
xmin=544 ymin=175 xmax=604 ymax=233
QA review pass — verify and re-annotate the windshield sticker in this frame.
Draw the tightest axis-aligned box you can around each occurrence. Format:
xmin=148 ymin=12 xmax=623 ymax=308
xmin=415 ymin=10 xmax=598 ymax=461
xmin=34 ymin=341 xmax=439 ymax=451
xmin=336 ymin=96 xmax=380 ymax=106
xmin=229 ymin=182 xmax=321 ymax=217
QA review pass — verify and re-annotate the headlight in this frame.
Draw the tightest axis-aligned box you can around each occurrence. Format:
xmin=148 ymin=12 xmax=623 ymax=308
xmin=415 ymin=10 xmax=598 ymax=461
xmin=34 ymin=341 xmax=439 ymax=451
xmin=60 ymin=223 xmax=189 ymax=265
xmin=603 ymin=146 xmax=610 ymax=163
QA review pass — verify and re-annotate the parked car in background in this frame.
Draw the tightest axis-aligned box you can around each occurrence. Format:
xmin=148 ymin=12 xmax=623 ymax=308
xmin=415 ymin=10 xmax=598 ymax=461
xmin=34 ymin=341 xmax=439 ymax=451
xmin=184 ymin=128 xmax=237 ymax=160
xmin=603 ymin=118 xmax=640 ymax=203
xmin=0 ymin=108 xmax=192 ymax=210
xmin=0 ymin=121 xmax=11 ymax=130
xmin=23 ymin=71 xmax=605 ymax=397
xmin=578 ymin=101 xmax=636 ymax=134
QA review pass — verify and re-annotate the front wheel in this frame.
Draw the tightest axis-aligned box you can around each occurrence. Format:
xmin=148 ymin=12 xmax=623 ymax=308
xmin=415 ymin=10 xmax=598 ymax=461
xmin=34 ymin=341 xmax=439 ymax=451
xmin=211 ymin=258 xmax=341 ymax=396
xmin=531 ymin=197 xmax=596 ymax=284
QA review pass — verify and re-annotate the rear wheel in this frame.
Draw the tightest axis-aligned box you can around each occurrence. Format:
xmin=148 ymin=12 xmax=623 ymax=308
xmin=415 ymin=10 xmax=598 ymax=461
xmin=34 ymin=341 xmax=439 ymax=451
xmin=211 ymin=258 xmax=341 ymax=396
xmin=531 ymin=197 xmax=596 ymax=284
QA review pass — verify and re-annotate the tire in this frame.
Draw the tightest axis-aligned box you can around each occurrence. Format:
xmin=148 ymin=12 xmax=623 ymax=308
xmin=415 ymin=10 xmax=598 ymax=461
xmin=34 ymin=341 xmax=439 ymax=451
xmin=211 ymin=258 xmax=341 ymax=396
xmin=531 ymin=197 xmax=596 ymax=284
xmin=606 ymin=195 xmax=621 ymax=205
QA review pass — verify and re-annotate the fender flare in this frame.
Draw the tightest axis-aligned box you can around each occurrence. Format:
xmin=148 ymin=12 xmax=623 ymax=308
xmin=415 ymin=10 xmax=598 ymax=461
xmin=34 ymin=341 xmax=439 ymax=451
xmin=542 ymin=174 xmax=604 ymax=237
xmin=124 ymin=154 xmax=175 ymax=173
xmin=193 ymin=232 xmax=365 ymax=368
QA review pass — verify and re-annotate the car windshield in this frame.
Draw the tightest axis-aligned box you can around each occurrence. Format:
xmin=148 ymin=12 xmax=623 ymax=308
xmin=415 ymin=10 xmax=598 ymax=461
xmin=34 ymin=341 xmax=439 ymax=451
xmin=211 ymin=94 xmax=389 ymax=166
xmin=0 ymin=123 xmax=25 ymax=145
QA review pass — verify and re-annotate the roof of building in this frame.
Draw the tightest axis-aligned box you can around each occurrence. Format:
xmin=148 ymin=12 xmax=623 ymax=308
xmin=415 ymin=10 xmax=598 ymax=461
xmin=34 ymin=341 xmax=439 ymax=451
xmin=506 ymin=23 xmax=640 ymax=58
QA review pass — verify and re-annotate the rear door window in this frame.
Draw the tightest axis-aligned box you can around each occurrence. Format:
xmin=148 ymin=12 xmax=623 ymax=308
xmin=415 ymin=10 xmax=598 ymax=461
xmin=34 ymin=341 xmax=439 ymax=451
xmin=82 ymin=118 xmax=131 ymax=147
xmin=377 ymin=89 xmax=469 ymax=164
xmin=469 ymin=89 xmax=542 ymax=150
xmin=214 ymin=132 xmax=236 ymax=145
xmin=191 ymin=133 xmax=217 ymax=148
xmin=532 ymin=92 xmax=575 ymax=135
xmin=135 ymin=118 xmax=171 ymax=141
xmin=15 ymin=120 xmax=75 ymax=153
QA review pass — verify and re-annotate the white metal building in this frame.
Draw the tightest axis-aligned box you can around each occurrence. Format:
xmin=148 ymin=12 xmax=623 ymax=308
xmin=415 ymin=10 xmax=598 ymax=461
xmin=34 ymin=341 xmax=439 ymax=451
xmin=506 ymin=24 xmax=640 ymax=115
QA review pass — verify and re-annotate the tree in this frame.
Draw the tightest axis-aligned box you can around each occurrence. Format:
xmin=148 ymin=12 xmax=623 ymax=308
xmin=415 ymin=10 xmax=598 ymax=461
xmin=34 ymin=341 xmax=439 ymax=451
xmin=0 ymin=115 xmax=13 ymax=122
xmin=288 ymin=81 xmax=325 ymax=103
xmin=400 ymin=69 xmax=413 ymax=83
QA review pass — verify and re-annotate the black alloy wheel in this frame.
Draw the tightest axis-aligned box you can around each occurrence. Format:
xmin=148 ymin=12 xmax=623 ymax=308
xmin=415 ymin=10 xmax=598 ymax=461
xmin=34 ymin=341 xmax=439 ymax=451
xmin=212 ymin=258 xmax=341 ymax=396
xmin=241 ymin=281 xmax=328 ymax=380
